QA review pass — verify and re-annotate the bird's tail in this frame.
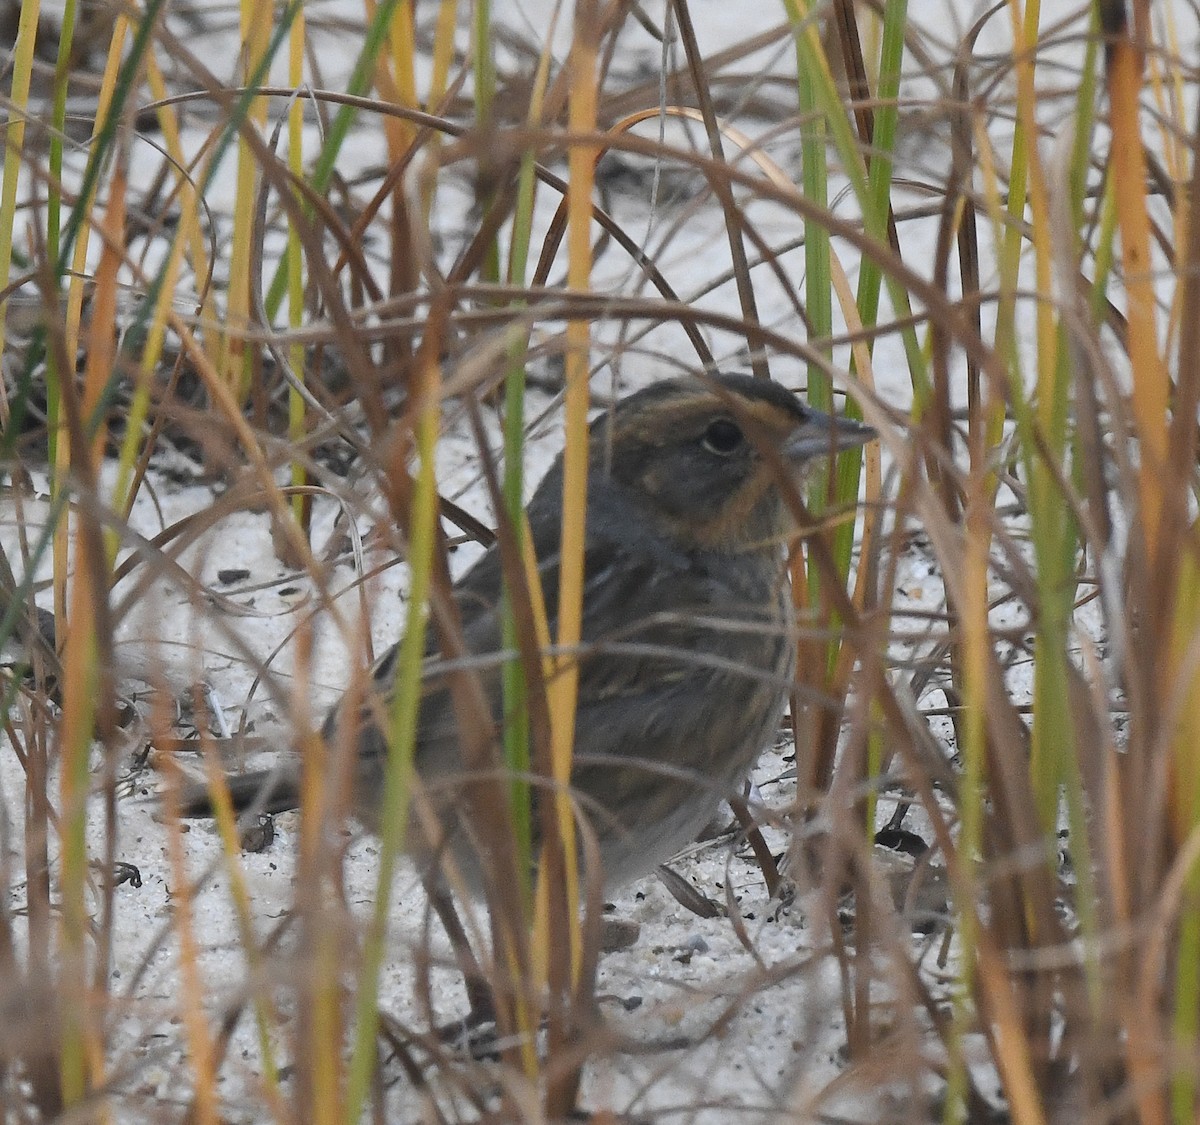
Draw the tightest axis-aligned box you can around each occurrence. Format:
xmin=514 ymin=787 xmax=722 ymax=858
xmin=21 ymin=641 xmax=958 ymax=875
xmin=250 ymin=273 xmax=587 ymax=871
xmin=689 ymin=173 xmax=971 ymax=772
xmin=179 ymin=768 xmax=302 ymax=818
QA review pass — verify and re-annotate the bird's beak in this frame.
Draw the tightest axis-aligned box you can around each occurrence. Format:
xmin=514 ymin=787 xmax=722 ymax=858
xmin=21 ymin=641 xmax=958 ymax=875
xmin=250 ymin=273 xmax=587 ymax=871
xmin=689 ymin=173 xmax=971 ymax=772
xmin=782 ymin=409 xmax=876 ymax=460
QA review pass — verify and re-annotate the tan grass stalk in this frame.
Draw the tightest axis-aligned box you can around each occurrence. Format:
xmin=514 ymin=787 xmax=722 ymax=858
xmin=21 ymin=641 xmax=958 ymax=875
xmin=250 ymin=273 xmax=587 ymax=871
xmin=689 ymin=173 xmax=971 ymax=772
xmin=159 ymin=761 xmax=220 ymax=1125
xmin=0 ymin=0 xmax=41 ymax=396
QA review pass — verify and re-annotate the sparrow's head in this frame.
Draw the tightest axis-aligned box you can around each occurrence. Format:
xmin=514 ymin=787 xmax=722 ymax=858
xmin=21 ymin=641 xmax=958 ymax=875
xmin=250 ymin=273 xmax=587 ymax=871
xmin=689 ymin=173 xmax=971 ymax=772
xmin=590 ymin=373 xmax=875 ymax=552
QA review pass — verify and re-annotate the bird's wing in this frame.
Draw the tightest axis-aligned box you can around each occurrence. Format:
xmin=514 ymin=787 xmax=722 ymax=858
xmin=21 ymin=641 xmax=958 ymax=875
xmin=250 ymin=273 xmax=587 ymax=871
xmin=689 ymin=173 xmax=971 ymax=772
xmin=443 ymin=469 xmax=777 ymax=705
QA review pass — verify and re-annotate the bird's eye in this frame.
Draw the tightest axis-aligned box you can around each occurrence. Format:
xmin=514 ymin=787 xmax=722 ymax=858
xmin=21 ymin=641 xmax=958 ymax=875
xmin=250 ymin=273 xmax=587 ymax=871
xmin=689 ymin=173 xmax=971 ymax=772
xmin=702 ymin=418 xmax=744 ymax=455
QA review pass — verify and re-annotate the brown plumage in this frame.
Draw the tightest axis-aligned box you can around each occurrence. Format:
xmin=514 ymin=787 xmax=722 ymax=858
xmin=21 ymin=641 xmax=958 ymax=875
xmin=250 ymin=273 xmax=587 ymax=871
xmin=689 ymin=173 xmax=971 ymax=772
xmin=184 ymin=373 xmax=874 ymax=888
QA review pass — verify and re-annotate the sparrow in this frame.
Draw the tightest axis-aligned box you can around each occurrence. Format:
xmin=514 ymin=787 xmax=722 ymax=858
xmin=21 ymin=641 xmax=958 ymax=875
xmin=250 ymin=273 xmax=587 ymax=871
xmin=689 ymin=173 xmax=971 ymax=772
xmin=183 ymin=372 xmax=874 ymax=889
